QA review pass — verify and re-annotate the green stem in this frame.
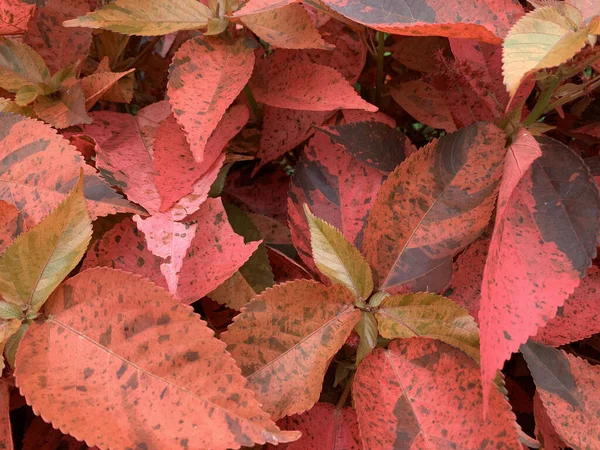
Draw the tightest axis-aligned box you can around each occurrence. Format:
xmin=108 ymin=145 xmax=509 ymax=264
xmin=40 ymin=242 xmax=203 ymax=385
xmin=543 ymin=74 xmax=600 ymax=114
xmin=243 ymin=84 xmax=260 ymax=119
xmin=375 ymin=31 xmax=385 ymax=107
xmin=522 ymin=72 xmax=563 ymax=126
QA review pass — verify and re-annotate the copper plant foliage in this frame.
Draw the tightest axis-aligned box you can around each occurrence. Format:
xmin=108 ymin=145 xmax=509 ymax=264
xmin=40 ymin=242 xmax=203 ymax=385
xmin=2 ymin=0 xmax=600 ymax=448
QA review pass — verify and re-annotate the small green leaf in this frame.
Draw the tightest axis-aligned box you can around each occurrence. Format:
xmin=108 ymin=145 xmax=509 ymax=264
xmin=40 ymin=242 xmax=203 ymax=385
xmin=0 ymin=172 xmax=92 ymax=314
xmin=0 ymin=318 xmax=21 ymax=371
xmin=375 ymin=292 xmax=480 ymax=361
xmin=63 ymin=0 xmax=213 ymax=36
xmin=0 ymin=38 xmax=50 ymax=92
xmin=355 ymin=312 xmax=378 ymax=365
xmin=304 ymin=204 xmax=373 ymax=300
xmin=15 ymin=84 xmax=41 ymax=106
xmin=0 ymin=302 xmax=22 ymax=320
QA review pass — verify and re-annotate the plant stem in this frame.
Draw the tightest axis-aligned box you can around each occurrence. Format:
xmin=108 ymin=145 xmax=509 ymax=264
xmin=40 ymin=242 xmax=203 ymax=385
xmin=543 ymin=73 xmax=600 ymax=114
xmin=336 ymin=374 xmax=354 ymax=409
xmin=121 ymin=35 xmax=161 ymax=71
xmin=522 ymin=72 xmax=563 ymax=126
xmin=375 ymin=31 xmax=385 ymax=107
xmin=243 ymin=84 xmax=260 ymax=119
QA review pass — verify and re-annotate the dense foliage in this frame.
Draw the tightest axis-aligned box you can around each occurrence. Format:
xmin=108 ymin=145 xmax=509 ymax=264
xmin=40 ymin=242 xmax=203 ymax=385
xmin=0 ymin=0 xmax=600 ymax=448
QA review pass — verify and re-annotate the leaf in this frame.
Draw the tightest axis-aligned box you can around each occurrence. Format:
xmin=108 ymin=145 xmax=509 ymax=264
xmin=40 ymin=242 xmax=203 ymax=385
xmin=479 ymin=132 xmax=600 ymax=402
xmin=534 ymin=265 xmax=600 ymax=346
xmin=533 ymin=392 xmax=566 ymax=450
xmin=0 ymin=38 xmax=50 ymax=92
xmin=288 ymin=132 xmax=387 ymax=275
xmin=0 ymin=379 xmax=12 ymax=450
xmin=355 ymin=312 xmax=377 ymax=365
xmin=0 ymin=113 xmax=138 ymax=224
xmin=390 ymin=36 xmax=452 ymax=73
xmin=83 ymin=199 xmax=261 ymax=304
xmin=0 ymin=0 xmax=34 ymax=35
xmin=63 ymin=0 xmax=213 ymax=35
xmin=363 ymin=122 xmax=506 ymax=294
xmin=320 ymin=0 xmax=524 ymax=43
xmin=241 ymin=4 xmax=332 ymax=49
xmin=0 ymin=319 xmax=20 ymax=371
xmin=315 ymin=121 xmax=413 ymax=173
xmin=34 ymin=80 xmax=93 ymax=129
xmin=23 ymin=417 xmax=99 ymax=450
xmin=23 ymin=0 xmax=92 ymax=74
xmin=304 ymin=205 xmax=373 ymax=300
xmin=391 ymin=80 xmax=457 ymax=132
xmin=0 ymin=200 xmax=18 ymax=253
xmin=266 ymin=246 xmax=312 ymax=283
xmin=268 ymin=403 xmax=363 ymax=450
xmin=222 ymin=280 xmax=360 ymax=419
xmin=375 ymin=292 xmax=480 ymax=360
xmin=502 ymin=3 xmax=592 ymax=96
xmin=80 ymin=60 xmax=135 ymax=110
xmin=250 ymin=51 xmax=377 ymax=112
xmin=168 ymin=37 xmax=255 ymax=162
xmin=521 ymin=341 xmax=600 ymax=448
xmin=234 ymin=0 xmax=298 ymax=16
xmin=0 ymin=174 xmax=91 ymax=314
xmin=14 ymin=268 xmax=300 ymax=449
xmin=353 ymin=338 xmax=521 ymax=449
xmin=566 ymin=0 xmax=600 ymax=23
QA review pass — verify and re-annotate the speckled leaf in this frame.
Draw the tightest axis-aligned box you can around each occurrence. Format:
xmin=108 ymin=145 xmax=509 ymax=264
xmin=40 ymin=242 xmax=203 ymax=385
xmin=80 ymin=63 xmax=134 ymax=110
xmin=250 ymin=51 xmax=376 ymax=112
xmin=234 ymin=0 xmax=297 ymax=16
xmin=222 ymin=280 xmax=360 ymax=420
xmin=288 ymin=132 xmax=387 ymax=275
xmin=375 ymin=292 xmax=480 ymax=360
xmin=521 ymin=341 xmax=600 ymax=449
xmin=34 ymin=80 xmax=93 ymax=129
xmin=63 ymin=0 xmax=213 ymax=35
xmin=363 ymin=122 xmax=506 ymax=294
xmin=23 ymin=417 xmax=99 ymax=450
xmin=0 ymin=0 xmax=34 ymax=35
xmin=354 ymin=338 xmax=521 ymax=449
xmin=533 ymin=392 xmax=566 ymax=450
xmin=0 ymin=37 xmax=50 ymax=92
xmin=241 ymin=4 xmax=331 ymax=49
xmin=315 ymin=121 xmax=412 ymax=173
xmin=479 ymin=132 xmax=600 ymax=402
xmin=304 ymin=205 xmax=373 ymax=300
xmin=14 ymin=268 xmax=300 ymax=450
xmin=168 ymin=37 xmax=254 ymax=162
xmin=23 ymin=0 xmax=92 ymax=74
xmin=0 ymin=200 xmax=18 ymax=253
xmin=391 ymin=80 xmax=457 ymax=132
xmin=266 ymin=246 xmax=312 ymax=283
xmin=267 ymin=403 xmax=362 ymax=450
xmin=534 ymin=266 xmax=600 ymax=347
xmin=0 ymin=379 xmax=12 ymax=450
xmin=0 ymin=175 xmax=91 ymax=314
xmin=0 ymin=114 xmax=139 ymax=224
xmin=320 ymin=0 xmax=523 ymax=43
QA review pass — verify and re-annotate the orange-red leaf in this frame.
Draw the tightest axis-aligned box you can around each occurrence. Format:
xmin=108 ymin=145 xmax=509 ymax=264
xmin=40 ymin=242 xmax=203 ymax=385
xmin=0 ymin=0 xmax=34 ymax=35
xmin=0 ymin=200 xmax=18 ymax=252
xmin=533 ymin=392 xmax=566 ymax=450
xmin=34 ymin=80 xmax=92 ymax=129
xmin=0 ymin=113 xmax=138 ymax=228
xmin=363 ymin=122 xmax=506 ymax=294
xmin=80 ymin=58 xmax=134 ymax=110
xmin=14 ymin=268 xmax=299 ymax=449
xmin=168 ymin=37 xmax=255 ymax=162
xmin=0 ymin=379 xmax=12 ymax=450
xmin=353 ymin=338 xmax=521 ymax=449
xmin=222 ymin=280 xmax=360 ymax=420
xmin=320 ymin=0 xmax=523 ymax=43
xmin=234 ymin=0 xmax=297 ymax=16
xmin=479 ymin=132 xmax=600 ymax=402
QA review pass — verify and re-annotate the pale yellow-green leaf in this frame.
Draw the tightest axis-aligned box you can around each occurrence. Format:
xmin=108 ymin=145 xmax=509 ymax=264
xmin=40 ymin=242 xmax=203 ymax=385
xmin=0 ymin=97 xmax=33 ymax=116
xmin=15 ymin=84 xmax=41 ymax=106
xmin=3 ymin=322 xmax=28 ymax=369
xmin=0 ymin=319 xmax=21 ymax=371
xmin=304 ymin=204 xmax=373 ymax=300
xmin=375 ymin=292 xmax=480 ymax=361
xmin=355 ymin=312 xmax=377 ymax=365
xmin=205 ymin=17 xmax=229 ymax=35
xmin=0 ymin=38 xmax=50 ymax=93
xmin=0 ymin=302 xmax=22 ymax=320
xmin=63 ymin=0 xmax=213 ymax=36
xmin=0 ymin=174 xmax=92 ymax=314
xmin=503 ymin=3 xmax=591 ymax=96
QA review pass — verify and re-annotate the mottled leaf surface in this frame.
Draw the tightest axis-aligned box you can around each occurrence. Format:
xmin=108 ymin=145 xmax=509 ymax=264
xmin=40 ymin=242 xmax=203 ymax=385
xmin=222 ymin=280 xmax=360 ymax=419
xmin=533 ymin=392 xmax=566 ymax=450
xmin=34 ymin=80 xmax=92 ymax=129
xmin=479 ymin=132 xmax=600 ymax=400
xmin=168 ymin=37 xmax=254 ymax=162
xmin=0 ymin=38 xmax=49 ymax=92
xmin=234 ymin=0 xmax=297 ymax=16
xmin=0 ymin=200 xmax=18 ymax=252
xmin=353 ymin=339 xmax=521 ymax=449
xmin=0 ymin=0 xmax=34 ymax=35
xmin=364 ymin=122 xmax=506 ymax=294
xmin=0 ymin=380 xmax=12 ymax=450
xmin=80 ymin=61 xmax=134 ymax=110
xmin=15 ymin=268 xmax=299 ymax=450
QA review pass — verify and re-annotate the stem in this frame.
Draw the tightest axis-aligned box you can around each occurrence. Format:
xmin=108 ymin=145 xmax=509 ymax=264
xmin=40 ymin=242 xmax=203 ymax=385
xmin=243 ymin=84 xmax=260 ymax=119
xmin=544 ymin=73 xmax=600 ymax=114
xmin=336 ymin=374 xmax=354 ymax=409
xmin=121 ymin=35 xmax=161 ymax=71
xmin=375 ymin=31 xmax=385 ymax=106
xmin=522 ymin=72 xmax=563 ymax=126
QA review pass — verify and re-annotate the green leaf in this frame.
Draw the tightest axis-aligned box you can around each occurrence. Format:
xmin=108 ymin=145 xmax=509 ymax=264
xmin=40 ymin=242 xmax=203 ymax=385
xmin=0 ymin=319 xmax=21 ymax=371
xmin=3 ymin=321 xmax=28 ymax=369
xmin=304 ymin=204 xmax=373 ymax=300
xmin=0 ymin=38 xmax=50 ymax=92
xmin=374 ymin=292 xmax=480 ymax=361
xmin=15 ymin=84 xmax=41 ymax=106
xmin=0 ymin=173 xmax=92 ymax=314
xmin=355 ymin=312 xmax=378 ymax=365
xmin=63 ymin=0 xmax=213 ymax=36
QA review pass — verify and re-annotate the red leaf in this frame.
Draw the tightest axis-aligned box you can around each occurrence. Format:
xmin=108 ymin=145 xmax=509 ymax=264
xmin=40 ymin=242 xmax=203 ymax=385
xmin=80 ymin=57 xmax=134 ymax=110
xmin=320 ymin=0 xmax=523 ymax=43
xmin=0 ymin=113 xmax=139 ymax=228
xmin=363 ymin=122 xmax=506 ymax=294
xmin=533 ymin=392 xmax=566 ymax=450
xmin=0 ymin=200 xmax=18 ymax=252
xmin=266 ymin=246 xmax=312 ymax=283
xmin=14 ymin=268 xmax=299 ymax=449
xmin=250 ymin=51 xmax=376 ymax=112
xmin=0 ymin=0 xmax=34 ymax=35
xmin=83 ymin=199 xmax=260 ymax=304
xmin=268 ymin=403 xmax=362 ymax=450
xmin=0 ymin=380 xmax=12 ymax=450
xmin=168 ymin=37 xmax=255 ymax=162
xmin=353 ymin=338 xmax=521 ymax=449
xmin=222 ymin=280 xmax=360 ymax=419
xmin=23 ymin=0 xmax=92 ymax=74
xmin=390 ymin=36 xmax=451 ymax=73
xmin=234 ymin=0 xmax=298 ymax=16
xmin=23 ymin=418 xmax=98 ymax=450
xmin=534 ymin=265 xmax=600 ymax=346
xmin=479 ymin=132 xmax=600 ymax=402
